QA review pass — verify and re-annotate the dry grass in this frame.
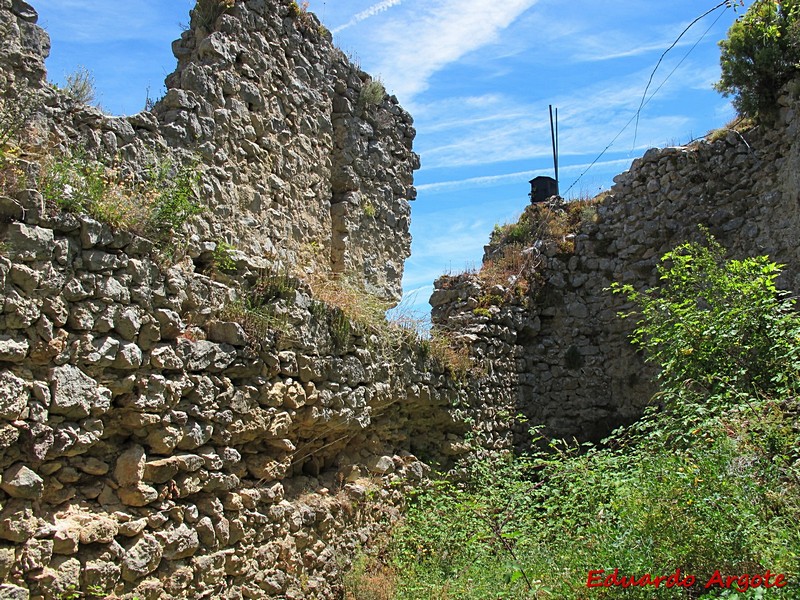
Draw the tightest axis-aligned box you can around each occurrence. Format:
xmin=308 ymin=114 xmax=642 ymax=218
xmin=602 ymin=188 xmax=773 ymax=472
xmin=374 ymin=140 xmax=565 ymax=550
xmin=308 ymin=273 xmax=389 ymax=330
xmin=343 ymin=550 xmax=398 ymax=600
xmin=478 ymin=243 xmax=531 ymax=296
xmin=427 ymin=331 xmax=472 ymax=378
xmin=705 ymin=115 xmax=756 ymax=144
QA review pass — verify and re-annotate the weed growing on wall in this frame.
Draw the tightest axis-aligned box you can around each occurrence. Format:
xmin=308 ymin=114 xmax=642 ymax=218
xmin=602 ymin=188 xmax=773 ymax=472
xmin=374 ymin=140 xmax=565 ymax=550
xmin=0 ymin=92 xmax=39 ymax=196
xmin=288 ymin=0 xmax=314 ymax=30
xmin=481 ymin=196 xmax=600 ymax=297
xmin=381 ymin=236 xmax=800 ymax=599
xmin=220 ymin=266 xmax=300 ymax=346
xmin=143 ymin=158 xmax=204 ymax=241
xmin=359 ymin=79 xmax=386 ymax=107
xmin=211 ymin=239 xmax=237 ymax=273
xmin=191 ymin=0 xmax=235 ymax=29
xmin=489 ymin=197 xmax=598 ymax=252
xmin=39 ymin=152 xmax=203 ymax=247
xmin=60 ymin=66 xmax=97 ymax=105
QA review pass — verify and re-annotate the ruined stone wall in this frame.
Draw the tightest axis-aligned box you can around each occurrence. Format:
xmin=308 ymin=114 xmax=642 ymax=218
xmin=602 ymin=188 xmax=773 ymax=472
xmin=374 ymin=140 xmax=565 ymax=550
xmin=1 ymin=0 xmax=417 ymax=302
xmin=0 ymin=206 xmax=461 ymax=599
xmin=433 ymin=85 xmax=800 ymax=444
xmin=0 ymin=1 xmax=449 ymax=598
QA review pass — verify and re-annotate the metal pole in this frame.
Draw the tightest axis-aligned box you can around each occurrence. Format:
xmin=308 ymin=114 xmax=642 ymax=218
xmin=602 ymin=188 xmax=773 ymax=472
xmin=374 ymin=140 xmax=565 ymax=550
xmin=555 ymin=107 xmax=560 ymax=196
xmin=549 ymin=105 xmax=559 ymax=196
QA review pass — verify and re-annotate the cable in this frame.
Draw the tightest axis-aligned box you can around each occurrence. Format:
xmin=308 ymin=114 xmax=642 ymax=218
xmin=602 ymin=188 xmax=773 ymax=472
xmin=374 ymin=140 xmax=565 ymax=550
xmin=632 ymin=0 xmax=731 ymax=150
xmin=564 ymin=2 xmax=732 ymax=196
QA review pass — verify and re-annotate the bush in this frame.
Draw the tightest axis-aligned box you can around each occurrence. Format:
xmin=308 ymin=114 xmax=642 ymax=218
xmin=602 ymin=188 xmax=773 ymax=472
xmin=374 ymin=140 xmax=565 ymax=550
xmin=359 ymin=79 xmax=386 ymax=107
xmin=0 ymin=92 xmax=39 ymax=195
xmin=611 ymin=231 xmax=800 ymax=400
xmin=62 ymin=66 xmax=97 ymax=105
xmin=716 ymin=0 xmax=800 ymax=119
xmin=390 ymin=237 xmax=800 ymax=599
xmin=39 ymin=152 xmax=203 ymax=246
xmin=191 ymin=0 xmax=235 ymax=29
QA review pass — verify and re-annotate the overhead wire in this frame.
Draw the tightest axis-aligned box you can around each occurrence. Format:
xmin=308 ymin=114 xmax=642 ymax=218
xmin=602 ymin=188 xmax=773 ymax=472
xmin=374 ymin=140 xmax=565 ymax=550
xmin=563 ymin=2 xmax=733 ymax=197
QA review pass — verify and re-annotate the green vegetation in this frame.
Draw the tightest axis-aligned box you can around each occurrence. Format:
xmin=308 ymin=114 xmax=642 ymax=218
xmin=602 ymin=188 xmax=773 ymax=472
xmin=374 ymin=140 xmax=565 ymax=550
xmin=479 ymin=198 xmax=600 ymax=299
xmin=359 ymin=79 xmax=386 ymax=107
xmin=716 ymin=0 xmax=800 ymax=119
xmin=221 ymin=266 xmax=299 ymax=344
xmin=39 ymin=152 xmax=203 ymax=247
xmin=0 ymin=92 xmax=38 ymax=195
xmin=61 ymin=66 xmax=97 ymax=105
xmin=191 ymin=0 xmax=235 ymax=29
xmin=343 ymin=550 xmax=397 ymax=600
xmin=212 ymin=239 xmax=237 ymax=273
xmin=288 ymin=0 xmax=315 ymax=30
xmin=489 ymin=198 xmax=599 ymax=252
xmin=613 ymin=231 xmax=800 ymax=400
xmin=362 ymin=236 xmax=800 ymax=599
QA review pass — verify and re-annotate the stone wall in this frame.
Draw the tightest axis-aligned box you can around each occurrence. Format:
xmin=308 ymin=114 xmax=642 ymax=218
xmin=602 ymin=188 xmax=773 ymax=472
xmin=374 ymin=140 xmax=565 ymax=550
xmin=0 ymin=208 xmax=462 ymax=599
xmin=4 ymin=0 xmax=800 ymax=596
xmin=0 ymin=1 xmax=448 ymax=598
xmin=1 ymin=0 xmax=418 ymax=303
xmin=432 ymin=84 xmax=800 ymax=445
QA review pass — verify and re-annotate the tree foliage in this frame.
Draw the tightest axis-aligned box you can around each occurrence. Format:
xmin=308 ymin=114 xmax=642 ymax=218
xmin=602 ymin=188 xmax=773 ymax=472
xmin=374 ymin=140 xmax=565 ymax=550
xmin=612 ymin=232 xmax=800 ymax=400
xmin=378 ymin=236 xmax=800 ymax=599
xmin=716 ymin=0 xmax=800 ymax=119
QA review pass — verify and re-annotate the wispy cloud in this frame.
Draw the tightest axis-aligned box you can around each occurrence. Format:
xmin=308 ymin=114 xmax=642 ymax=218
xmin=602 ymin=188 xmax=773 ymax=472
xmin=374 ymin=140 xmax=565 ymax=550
xmin=417 ymin=158 xmax=633 ymax=195
xmin=571 ymin=32 xmax=695 ymax=63
xmin=332 ymin=0 xmax=403 ymax=34
xmin=368 ymin=0 xmax=541 ymax=100
xmin=411 ymin=60 xmax=710 ymax=171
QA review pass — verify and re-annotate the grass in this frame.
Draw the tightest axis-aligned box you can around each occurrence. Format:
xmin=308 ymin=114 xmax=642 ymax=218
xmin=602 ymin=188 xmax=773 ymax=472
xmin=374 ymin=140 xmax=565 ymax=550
xmin=288 ymin=0 xmax=315 ymax=31
xmin=219 ymin=265 xmax=300 ymax=345
xmin=343 ymin=550 xmax=398 ymax=600
xmin=61 ymin=66 xmax=97 ymax=105
xmin=359 ymin=79 xmax=386 ymax=107
xmin=477 ymin=196 xmax=601 ymax=299
xmin=390 ymin=391 xmax=799 ymax=598
xmin=350 ymin=239 xmax=800 ymax=600
xmin=706 ymin=116 xmax=756 ymax=144
xmin=38 ymin=150 xmax=203 ymax=248
xmin=0 ymin=91 xmax=39 ymax=197
xmin=217 ymin=264 xmax=477 ymax=377
xmin=191 ymin=0 xmax=235 ymax=29
xmin=489 ymin=196 xmax=600 ymax=253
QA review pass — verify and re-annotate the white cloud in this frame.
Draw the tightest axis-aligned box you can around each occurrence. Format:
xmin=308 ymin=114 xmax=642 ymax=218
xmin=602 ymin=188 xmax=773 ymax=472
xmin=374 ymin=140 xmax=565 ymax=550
xmin=369 ymin=0 xmax=541 ymax=100
xmin=411 ymin=59 xmax=712 ymax=171
xmin=571 ymin=31 xmax=695 ymax=63
xmin=332 ymin=0 xmax=403 ymax=34
xmin=416 ymin=158 xmax=633 ymax=196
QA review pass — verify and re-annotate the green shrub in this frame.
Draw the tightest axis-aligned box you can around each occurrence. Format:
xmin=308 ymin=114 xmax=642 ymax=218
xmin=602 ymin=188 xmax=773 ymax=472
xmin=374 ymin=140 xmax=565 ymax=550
xmin=144 ymin=159 xmax=203 ymax=240
xmin=40 ymin=153 xmax=116 ymax=217
xmin=391 ymin=236 xmax=800 ymax=599
xmin=611 ymin=231 xmax=800 ymax=400
xmin=212 ymin=240 xmax=237 ymax=272
xmin=716 ymin=0 xmax=800 ymax=119
xmin=191 ymin=0 xmax=235 ymax=29
xmin=61 ymin=66 xmax=97 ymax=105
xmin=359 ymin=79 xmax=386 ymax=107
xmin=39 ymin=152 xmax=203 ymax=246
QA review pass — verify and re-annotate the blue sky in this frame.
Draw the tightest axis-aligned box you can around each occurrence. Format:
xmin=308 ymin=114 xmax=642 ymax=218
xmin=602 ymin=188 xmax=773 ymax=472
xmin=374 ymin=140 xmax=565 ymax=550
xmin=34 ymin=0 xmax=747 ymax=316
